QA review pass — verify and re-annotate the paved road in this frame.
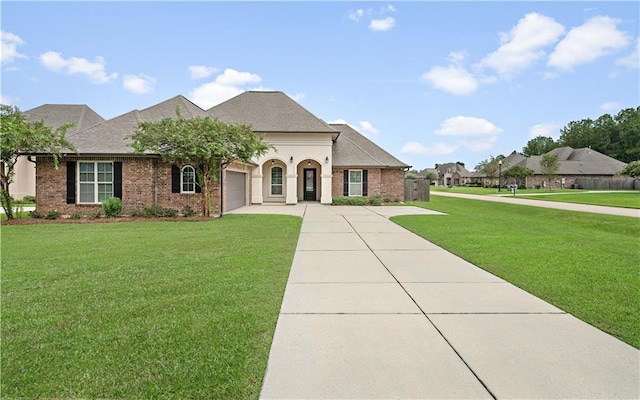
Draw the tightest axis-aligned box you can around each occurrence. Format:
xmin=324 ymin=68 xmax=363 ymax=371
xmin=431 ymin=191 xmax=640 ymax=218
xmin=233 ymin=204 xmax=640 ymax=399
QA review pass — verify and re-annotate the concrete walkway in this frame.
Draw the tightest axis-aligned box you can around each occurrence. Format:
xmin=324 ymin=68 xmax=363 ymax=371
xmin=432 ymin=191 xmax=640 ymax=218
xmin=230 ymin=204 xmax=639 ymax=399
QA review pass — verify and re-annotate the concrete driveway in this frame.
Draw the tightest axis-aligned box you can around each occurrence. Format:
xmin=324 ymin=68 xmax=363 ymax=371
xmin=231 ymin=204 xmax=639 ymax=399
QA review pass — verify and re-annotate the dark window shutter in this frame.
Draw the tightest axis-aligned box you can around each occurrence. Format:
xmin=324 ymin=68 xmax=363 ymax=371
xmin=195 ymin=167 xmax=202 ymax=193
xmin=113 ymin=162 xmax=123 ymax=199
xmin=343 ymin=170 xmax=349 ymax=196
xmin=362 ymin=170 xmax=368 ymax=196
xmin=66 ymin=161 xmax=76 ymax=204
xmin=171 ymin=165 xmax=180 ymax=193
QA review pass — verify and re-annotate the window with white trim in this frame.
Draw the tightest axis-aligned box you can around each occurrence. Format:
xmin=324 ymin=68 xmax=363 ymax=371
xmin=271 ymin=166 xmax=283 ymax=195
xmin=182 ymin=165 xmax=196 ymax=193
xmin=349 ymin=170 xmax=362 ymax=196
xmin=78 ymin=161 xmax=113 ymax=203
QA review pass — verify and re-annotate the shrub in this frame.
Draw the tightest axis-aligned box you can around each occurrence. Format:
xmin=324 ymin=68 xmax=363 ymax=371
xmin=102 ymin=197 xmax=123 ymax=218
xmin=88 ymin=209 xmax=103 ymax=219
xmin=332 ymin=196 xmax=382 ymax=206
xmin=142 ymin=205 xmax=177 ymax=218
xmin=70 ymin=211 xmax=84 ymax=219
xmin=368 ymin=195 xmax=383 ymax=206
xmin=45 ymin=210 xmax=61 ymax=220
xmin=29 ymin=210 xmax=44 ymax=219
xmin=181 ymin=205 xmax=196 ymax=217
xmin=23 ymin=195 xmax=36 ymax=204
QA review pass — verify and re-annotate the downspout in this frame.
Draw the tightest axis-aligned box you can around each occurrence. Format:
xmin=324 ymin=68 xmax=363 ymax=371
xmin=27 ymin=156 xmax=37 ymax=164
xmin=219 ymin=169 xmax=224 ymax=217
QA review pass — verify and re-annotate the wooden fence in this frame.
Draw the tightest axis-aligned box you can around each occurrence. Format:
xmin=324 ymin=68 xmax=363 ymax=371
xmin=404 ymin=179 xmax=430 ymax=202
xmin=574 ymin=178 xmax=640 ymax=190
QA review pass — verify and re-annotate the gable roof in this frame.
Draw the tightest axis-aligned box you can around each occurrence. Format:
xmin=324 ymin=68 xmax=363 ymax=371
xmin=330 ymin=123 xmax=409 ymax=168
xmin=434 ymin=162 xmax=472 ymax=177
xmin=24 ymin=104 xmax=105 ymax=134
xmin=66 ymin=95 xmax=207 ymax=154
xmin=208 ymin=91 xmax=338 ymax=135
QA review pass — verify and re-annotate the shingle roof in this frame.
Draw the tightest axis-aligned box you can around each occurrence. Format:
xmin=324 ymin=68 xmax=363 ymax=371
xmin=208 ymin=91 xmax=338 ymax=134
xmin=24 ymin=104 xmax=105 ymax=134
xmin=66 ymin=95 xmax=207 ymax=154
xmin=435 ymin=162 xmax=472 ymax=177
xmin=330 ymin=123 xmax=410 ymax=168
xmin=504 ymin=147 xmax=626 ymax=175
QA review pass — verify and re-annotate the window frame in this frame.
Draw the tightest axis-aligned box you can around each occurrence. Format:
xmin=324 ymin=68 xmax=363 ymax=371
xmin=348 ymin=169 xmax=363 ymax=197
xmin=270 ymin=165 xmax=284 ymax=196
xmin=181 ymin=165 xmax=196 ymax=194
xmin=77 ymin=161 xmax=114 ymax=204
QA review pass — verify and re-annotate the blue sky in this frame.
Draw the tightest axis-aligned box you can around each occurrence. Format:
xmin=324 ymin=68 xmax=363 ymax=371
xmin=2 ymin=1 xmax=638 ymax=171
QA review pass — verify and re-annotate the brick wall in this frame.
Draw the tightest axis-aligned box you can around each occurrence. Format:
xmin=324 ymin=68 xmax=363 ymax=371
xmin=331 ymin=167 xmax=405 ymax=201
xmin=35 ymin=156 xmax=244 ymax=216
xmin=380 ymin=169 xmax=405 ymax=201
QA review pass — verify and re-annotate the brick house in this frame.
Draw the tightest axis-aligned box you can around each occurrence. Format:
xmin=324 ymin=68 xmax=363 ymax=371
xmin=29 ymin=91 xmax=410 ymax=216
xmin=501 ymin=148 xmax=627 ymax=189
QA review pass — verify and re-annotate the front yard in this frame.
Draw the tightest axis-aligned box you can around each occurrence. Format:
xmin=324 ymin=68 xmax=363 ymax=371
xmin=1 ymin=215 xmax=301 ymax=399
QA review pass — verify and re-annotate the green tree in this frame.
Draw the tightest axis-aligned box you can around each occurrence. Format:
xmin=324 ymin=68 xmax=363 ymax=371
xmin=475 ymin=155 xmax=505 ymax=187
xmin=522 ymin=136 xmax=557 ymax=156
xmin=556 ymin=106 xmax=639 ymax=163
xmin=539 ymin=153 xmax=560 ymax=190
xmin=424 ymin=172 xmax=438 ymax=182
xmin=619 ymin=160 xmax=640 ymax=178
xmin=130 ymin=109 xmax=272 ymax=217
xmin=1 ymin=105 xmax=75 ymax=219
xmin=503 ymin=164 xmax=534 ymax=188
xmin=615 ymin=107 xmax=640 ymax=162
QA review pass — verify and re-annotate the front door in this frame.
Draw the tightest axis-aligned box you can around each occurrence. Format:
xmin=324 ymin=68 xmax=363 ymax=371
xmin=303 ymin=168 xmax=316 ymax=201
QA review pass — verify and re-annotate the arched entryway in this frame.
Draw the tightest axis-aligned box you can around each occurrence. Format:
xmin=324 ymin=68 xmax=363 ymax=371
xmin=297 ymin=159 xmax=321 ymax=201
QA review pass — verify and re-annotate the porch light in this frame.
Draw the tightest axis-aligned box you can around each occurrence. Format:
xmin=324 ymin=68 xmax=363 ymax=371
xmin=307 ymin=160 xmax=311 ymax=166
xmin=290 ymin=156 xmax=293 ymax=163
xmin=271 ymin=160 xmax=275 ymax=165
xmin=325 ymin=156 xmax=329 ymax=164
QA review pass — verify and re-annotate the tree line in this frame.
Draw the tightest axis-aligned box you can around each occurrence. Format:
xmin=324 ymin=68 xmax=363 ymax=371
xmin=523 ymin=106 xmax=639 ymax=163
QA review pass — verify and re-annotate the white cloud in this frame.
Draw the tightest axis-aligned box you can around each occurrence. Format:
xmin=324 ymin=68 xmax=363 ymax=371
xmin=348 ymin=9 xmax=364 ymax=22
xmin=369 ymin=17 xmax=396 ymax=32
xmin=40 ymin=51 xmax=117 ymax=84
xmin=326 ymin=118 xmax=379 ymax=136
xmin=457 ymin=136 xmax=498 ymax=152
xmin=435 ymin=116 xmax=502 ymax=138
xmin=480 ymin=13 xmax=565 ymax=77
xmin=0 ymin=94 xmax=16 ymax=105
xmin=548 ymin=16 xmax=630 ymax=70
xmin=123 ymin=74 xmax=156 ymax=94
xmin=401 ymin=141 xmax=459 ymax=156
xmin=188 ymin=65 xmax=218 ymax=79
xmin=421 ymin=65 xmax=478 ymax=96
xmin=528 ymin=123 xmax=562 ymax=139
xmin=357 ymin=120 xmax=380 ymax=136
xmin=214 ymin=68 xmax=261 ymax=86
xmin=600 ymin=101 xmax=620 ymax=111
xmin=188 ymin=68 xmax=263 ymax=109
xmin=288 ymin=92 xmax=306 ymax=102
xmin=1 ymin=31 xmax=27 ymax=65
xmin=615 ymin=37 xmax=639 ymax=69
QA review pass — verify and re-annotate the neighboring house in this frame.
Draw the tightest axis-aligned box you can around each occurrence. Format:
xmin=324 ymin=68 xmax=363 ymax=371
xmin=501 ymin=147 xmax=627 ymax=189
xmin=10 ymin=104 xmax=105 ymax=199
xmin=31 ymin=91 xmax=410 ymax=215
xmin=418 ymin=163 xmax=473 ymax=187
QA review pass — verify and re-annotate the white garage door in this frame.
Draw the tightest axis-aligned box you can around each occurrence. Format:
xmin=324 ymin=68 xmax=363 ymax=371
xmin=226 ymin=171 xmax=246 ymax=211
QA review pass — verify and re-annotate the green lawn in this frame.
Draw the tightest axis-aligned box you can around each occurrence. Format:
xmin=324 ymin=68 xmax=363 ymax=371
xmin=394 ymin=197 xmax=640 ymax=349
xmin=1 ymin=215 xmax=302 ymax=399
xmin=515 ymin=191 xmax=640 ymax=209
